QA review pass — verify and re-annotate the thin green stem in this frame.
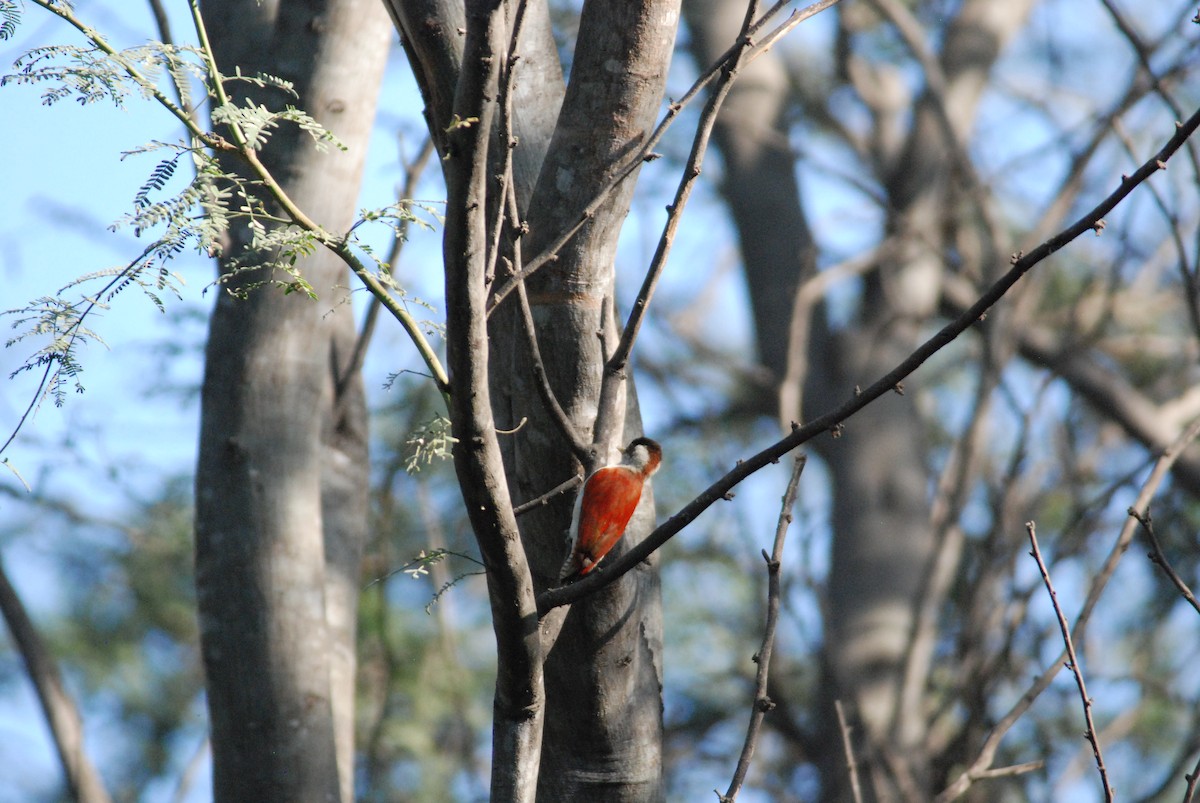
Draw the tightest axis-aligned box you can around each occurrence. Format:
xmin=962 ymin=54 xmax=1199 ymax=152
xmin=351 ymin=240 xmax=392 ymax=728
xmin=30 ymin=0 xmax=224 ymax=150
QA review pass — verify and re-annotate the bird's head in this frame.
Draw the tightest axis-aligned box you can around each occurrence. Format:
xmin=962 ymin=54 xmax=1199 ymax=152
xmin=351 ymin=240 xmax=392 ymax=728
xmin=621 ymin=437 xmax=662 ymax=476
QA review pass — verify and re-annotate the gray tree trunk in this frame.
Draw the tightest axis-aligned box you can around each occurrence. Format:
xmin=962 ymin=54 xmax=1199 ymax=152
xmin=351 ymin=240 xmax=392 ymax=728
xmin=193 ymin=1 xmax=390 ymax=801
xmin=389 ymin=1 xmax=678 ymax=798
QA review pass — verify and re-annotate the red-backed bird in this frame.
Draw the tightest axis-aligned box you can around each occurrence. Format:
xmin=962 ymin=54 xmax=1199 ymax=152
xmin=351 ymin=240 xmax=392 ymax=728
xmin=559 ymin=437 xmax=662 ymax=582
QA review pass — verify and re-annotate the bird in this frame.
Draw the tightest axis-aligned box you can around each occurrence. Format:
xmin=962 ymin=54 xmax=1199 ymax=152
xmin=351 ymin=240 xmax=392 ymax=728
xmin=558 ymin=436 xmax=662 ymax=582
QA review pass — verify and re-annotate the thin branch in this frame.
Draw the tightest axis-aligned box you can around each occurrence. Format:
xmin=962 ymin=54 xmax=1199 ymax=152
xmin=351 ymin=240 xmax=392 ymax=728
xmin=513 ymin=474 xmax=583 ymax=517
xmin=606 ymin=1 xmax=756 ymax=375
xmin=482 ymin=0 xmax=531 ymax=288
xmin=974 ymin=761 xmax=1044 ymax=781
xmin=486 ymin=0 xmax=844 ymax=315
xmin=936 ymin=415 xmax=1200 ymax=801
xmin=514 ymin=265 xmax=591 ymax=460
xmin=1129 ymin=418 xmax=1200 ymax=616
xmin=594 ymin=0 xmax=762 ymax=451
xmin=835 ymin=700 xmax=866 ymax=803
xmin=720 ymin=453 xmax=805 ymax=802
xmin=539 ymin=106 xmax=1200 ymax=615
xmin=0 ymin=557 xmax=113 ymax=803
xmin=499 ymin=103 xmax=589 ymax=460
xmin=1134 ymin=508 xmax=1200 ymax=615
xmin=1025 ymin=521 xmax=1114 ymax=802
xmin=1186 ymin=750 xmax=1200 ymax=803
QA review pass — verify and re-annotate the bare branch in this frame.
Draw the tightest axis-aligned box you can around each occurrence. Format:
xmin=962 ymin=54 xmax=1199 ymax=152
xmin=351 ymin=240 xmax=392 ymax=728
xmin=1133 ymin=507 xmax=1200 ymax=616
xmin=0 ymin=558 xmax=113 ymax=803
xmin=1128 ymin=417 xmax=1200 ymax=616
xmin=974 ymin=761 xmax=1044 ymax=780
xmin=1186 ymin=750 xmax=1200 ymax=803
xmin=486 ymin=0 xmax=845 ymax=315
xmin=539 ymin=106 xmax=1200 ymax=614
xmin=513 ymin=269 xmax=591 ymax=460
xmin=594 ymin=0 xmax=759 ymax=449
xmin=513 ymin=474 xmax=583 ymax=517
xmin=1025 ymin=521 xmax=1114 ymax=802
xmin=937 ymin=414 xmax=1200 ymax=801
xmin=835 ymin=700 xmax=866 ymax=803
xmin=721 ymin=453 xmax=805 ymax=802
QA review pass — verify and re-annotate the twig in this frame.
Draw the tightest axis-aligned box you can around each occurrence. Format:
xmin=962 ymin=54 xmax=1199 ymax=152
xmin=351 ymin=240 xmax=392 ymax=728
xmin=720 ymin=453 xmax=805 ymax=802
xmin=0 ymin=557 xmax=113 ymax=803
xmin=835 ymin=699 xmax=866 ymax=803
xmin=514 ymin=268 xmax=591 ymax=461
xmin=975 ymin=761 xmax=1044 ymax=780
xmin=501 ymin=155 xmax=591 ymax=461
xmin=595 ymin=0 xmax=765 ymax=451
xmin=538 ymin=106 xmax=1200 ymax=615
xmin=1025 ymin=521 xmax=1114 ymax=802
xmin=1136 ymin=507 xmax=1200 ymax=613
xmin=937 ymin=413 xmax=1200 ymax=801
xmin=334 ymin=136 xmax=436 ymax=419
xmin=605 ymin=0 xmax=757 ymax=377
xmin=513 ymin=474 xmax=583 ymax=517
xmin=485 ymin=0 xmax=844 ymax=315
xmin=1186 ymin=750 xmax=1200 ymax=803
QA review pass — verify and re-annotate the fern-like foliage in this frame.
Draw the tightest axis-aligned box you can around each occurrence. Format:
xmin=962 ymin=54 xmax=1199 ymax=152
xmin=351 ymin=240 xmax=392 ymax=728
xmin=404 ymin=415 xmax=458 ymax=473
xmin=0 ymin=1 xmax=20 ymax=42
xmin=209 ymin=99 xmax=346 ymax=152
xmin=1 ymin=6 xmax=451 ymax=457
xmin=5 ymin=245 xmax=186 ymax=409
xmin=2 ymin=42 xmax=208 ymax=107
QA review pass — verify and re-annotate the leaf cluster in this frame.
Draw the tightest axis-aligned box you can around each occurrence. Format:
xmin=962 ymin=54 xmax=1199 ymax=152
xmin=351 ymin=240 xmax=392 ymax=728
xmin=2 ymin=40 xmax=206 ymax=108
xmin=1 ymin=6 xmax=448 ymax=440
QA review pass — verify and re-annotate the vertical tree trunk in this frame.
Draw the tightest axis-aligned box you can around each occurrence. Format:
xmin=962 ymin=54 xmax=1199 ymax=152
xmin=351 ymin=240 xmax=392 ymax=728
xmin=513 ymin=3 xmax=680 ymax=799
xmin=193 ymin=2 xmax=390 ymax=801
xmin=393 ymin=1 xmax=678 ymax=798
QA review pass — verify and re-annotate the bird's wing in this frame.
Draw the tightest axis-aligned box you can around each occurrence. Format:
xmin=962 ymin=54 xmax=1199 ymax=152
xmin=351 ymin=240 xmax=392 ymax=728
xmin=573 ymin=466 xmax=643 ymax=571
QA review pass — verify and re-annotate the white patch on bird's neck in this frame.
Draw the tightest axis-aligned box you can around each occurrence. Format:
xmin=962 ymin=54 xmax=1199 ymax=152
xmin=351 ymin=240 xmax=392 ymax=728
xmin=623 ymin=444 xmax=651 ymax=471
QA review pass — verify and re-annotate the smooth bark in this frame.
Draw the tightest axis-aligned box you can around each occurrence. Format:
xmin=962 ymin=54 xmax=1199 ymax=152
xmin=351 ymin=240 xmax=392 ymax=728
xmin=194 ymin=1 xmax=389 ymax=801
xmin=394 ymin=1 xmax=678 ymax=798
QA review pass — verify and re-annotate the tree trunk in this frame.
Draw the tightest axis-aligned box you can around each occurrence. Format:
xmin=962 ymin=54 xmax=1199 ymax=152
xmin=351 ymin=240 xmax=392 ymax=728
xmin=193 ymin=1 xmax=390 ymax=801
xmin=392 ymin=1 xmax=679 ymax=798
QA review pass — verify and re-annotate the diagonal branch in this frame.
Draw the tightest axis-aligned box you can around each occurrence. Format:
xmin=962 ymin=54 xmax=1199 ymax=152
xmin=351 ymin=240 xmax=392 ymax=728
xmin=485 ymin=0 xmax=844 ymax=316
xmin=1131 ymin=507 xmax=1200 ymax=616
xmin=936 ymin=413 xmax=1200 ymax=801
xmin=594 ymin=0 xmax=761 ymax=449
xmin=538 ymin=106 xmax=1200 ymax=614
xmin=1025 ymin=521 xmax=1114 ymax=802
xmin=720 ymin=454 xmax=805 ymax=802
xmin=0 ymin=557 xmax=113 ymax=803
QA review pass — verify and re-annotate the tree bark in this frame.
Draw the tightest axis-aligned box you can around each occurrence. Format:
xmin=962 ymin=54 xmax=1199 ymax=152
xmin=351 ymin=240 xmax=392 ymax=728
xmin=514 ymin=3 xmax=680 ymax=799
xmin=194 ymin=1 xmax=390 ymax=801
xmin=395 ymin=1 xmax=678 ymax=798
